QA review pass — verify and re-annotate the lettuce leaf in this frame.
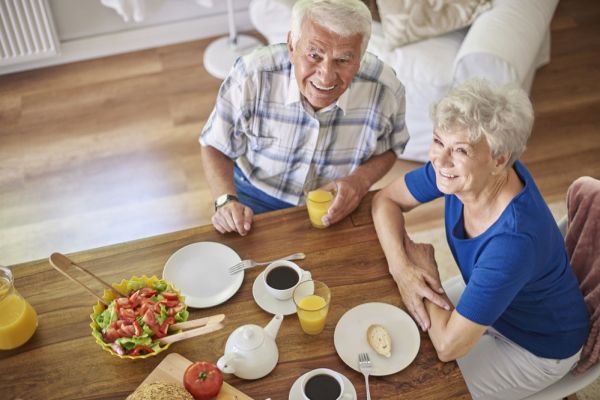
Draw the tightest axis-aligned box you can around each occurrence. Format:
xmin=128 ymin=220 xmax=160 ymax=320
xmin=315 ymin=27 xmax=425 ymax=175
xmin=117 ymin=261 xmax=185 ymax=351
xmin=95 ymin=302 xmax=117 ymax=331
xmin=175 ymin=309 xmax=189 ymax=323
xmin=115 ymin=335 xmax=152 ymax=352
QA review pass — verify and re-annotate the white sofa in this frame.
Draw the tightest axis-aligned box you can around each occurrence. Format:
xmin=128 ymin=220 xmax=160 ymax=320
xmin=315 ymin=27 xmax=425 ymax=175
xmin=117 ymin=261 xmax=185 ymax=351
xmin=249 ymin=0 xmax=559 ymax=162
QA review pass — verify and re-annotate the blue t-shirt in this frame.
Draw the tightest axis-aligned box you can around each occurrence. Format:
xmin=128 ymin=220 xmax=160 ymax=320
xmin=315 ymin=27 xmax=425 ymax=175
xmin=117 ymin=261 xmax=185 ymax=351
xmin=405 ymin=161 xmax=589 ymax=359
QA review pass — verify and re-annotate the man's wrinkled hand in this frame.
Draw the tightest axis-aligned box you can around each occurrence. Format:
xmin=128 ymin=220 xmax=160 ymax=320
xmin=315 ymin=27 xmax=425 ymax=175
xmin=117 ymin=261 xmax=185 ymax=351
xmin=211 ymin=201 xmax=253 ymax=236
xmin=322 ymin=176 xmax=368 ymax=226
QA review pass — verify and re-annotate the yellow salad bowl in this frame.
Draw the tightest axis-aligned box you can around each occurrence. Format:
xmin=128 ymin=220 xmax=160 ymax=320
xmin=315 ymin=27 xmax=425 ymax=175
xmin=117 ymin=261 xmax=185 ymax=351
xmin=89 ymin=275 xmax=187 ymax=360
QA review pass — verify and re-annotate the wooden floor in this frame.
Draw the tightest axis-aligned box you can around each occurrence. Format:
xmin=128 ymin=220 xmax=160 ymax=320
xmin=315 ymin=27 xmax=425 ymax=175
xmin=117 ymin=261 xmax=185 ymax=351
xmin=1 ymin=0 xmax=599 ymax=266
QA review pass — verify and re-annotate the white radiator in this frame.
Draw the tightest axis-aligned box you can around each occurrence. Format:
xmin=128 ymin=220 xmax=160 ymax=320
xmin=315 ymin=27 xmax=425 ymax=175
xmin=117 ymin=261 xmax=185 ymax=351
xmin=0 ymin=0 xmax=59 ymax=66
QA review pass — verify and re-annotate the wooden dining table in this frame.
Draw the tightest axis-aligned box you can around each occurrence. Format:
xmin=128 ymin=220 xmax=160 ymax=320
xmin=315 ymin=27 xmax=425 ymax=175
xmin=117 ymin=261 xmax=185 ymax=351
xmin=0 ymin=192 xmax=470 ymax=400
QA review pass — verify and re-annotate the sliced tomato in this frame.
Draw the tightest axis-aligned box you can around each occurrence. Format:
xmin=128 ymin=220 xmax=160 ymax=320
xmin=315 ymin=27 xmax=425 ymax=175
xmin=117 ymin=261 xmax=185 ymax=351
xmin=142 ymin=309 xmax=157 ymax=326
xmin=118 ymin=324 xmax=136 ymax=338
xmin=128 ymin=291 xmax=141 ymax=308
xmin=142 ymin=309 xmax=163 ymax=337
xmin=116 ymin=297 xmax=131 ymax=307
xmin=128 ymin=345 xmax=154 ymax=356
xmin=172 ymin=303 xmax=185 ymax=314
xmin=162 ymin=292 xmax=179 ymax=301
xmin=159 ymin=316 xmax=176 ymax=335
xmin=153 ymin=302 xmax=163 ymax=313
xmin=137 ymin=301 xmax=152 ymax=317
xmin=138 ymin=287 xmax=157 ymax=298
xmin=133 ymin=320 xmax=143 ymax=337
xmin=118 ymin=307 xmax=136 ymax=322
xmin=104 ymin=327 xmax=121 ymax=342
xmin=162 ymin=299 xmax=180 ymax=308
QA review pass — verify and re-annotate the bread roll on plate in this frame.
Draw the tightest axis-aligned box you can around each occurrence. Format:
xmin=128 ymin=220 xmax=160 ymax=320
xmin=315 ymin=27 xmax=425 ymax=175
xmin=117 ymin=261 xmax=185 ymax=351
xmin=367 ymin=324 xmax=392 ymax=358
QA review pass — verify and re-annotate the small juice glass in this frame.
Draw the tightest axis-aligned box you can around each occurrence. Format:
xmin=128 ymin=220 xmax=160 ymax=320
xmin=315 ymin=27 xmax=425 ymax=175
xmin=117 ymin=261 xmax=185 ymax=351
xmin=304 ymin=179 xmax=337 ymax=229
xmin=293 ymin=280 xmax=331 ymax=335
xmin=0 ymin=267 xmax=38 ymax=350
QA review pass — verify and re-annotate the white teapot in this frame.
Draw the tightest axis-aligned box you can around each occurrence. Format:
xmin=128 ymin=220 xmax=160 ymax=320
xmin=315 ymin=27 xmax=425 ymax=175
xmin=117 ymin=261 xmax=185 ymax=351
xmin=217 ymin=314 xmax=283 ymax=380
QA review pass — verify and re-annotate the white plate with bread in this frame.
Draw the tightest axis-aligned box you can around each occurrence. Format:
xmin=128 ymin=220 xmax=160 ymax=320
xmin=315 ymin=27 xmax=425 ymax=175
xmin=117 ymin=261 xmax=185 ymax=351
xmin=333 ymin=302 xmax=420 ymax=376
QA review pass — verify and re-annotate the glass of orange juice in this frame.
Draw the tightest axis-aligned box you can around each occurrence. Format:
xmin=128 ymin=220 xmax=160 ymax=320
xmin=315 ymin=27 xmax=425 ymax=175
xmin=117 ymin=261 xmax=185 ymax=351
xmin=303 ymin=179 xmax=337 ymax=229
xmin=0 ymin=267 xmax=38 ymax=350
xmin=293 ymin=280 xmax=331 ymax=335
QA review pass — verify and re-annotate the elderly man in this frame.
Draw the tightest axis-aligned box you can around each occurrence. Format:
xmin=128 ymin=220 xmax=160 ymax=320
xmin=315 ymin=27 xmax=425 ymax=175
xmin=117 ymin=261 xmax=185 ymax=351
xmin=200 ymin=0 xmax=409 ymax=235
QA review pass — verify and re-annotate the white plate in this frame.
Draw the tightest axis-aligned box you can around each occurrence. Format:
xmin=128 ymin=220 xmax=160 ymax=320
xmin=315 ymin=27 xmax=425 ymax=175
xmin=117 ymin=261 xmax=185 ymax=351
xmin=288 ymin=369 xmax=357 ymax=400
xmin=252 ymin=271 xmax=313 ymax=316
xmin=163 ymin=242 xmax=243 ymax=308
xmin=334 ymin=302 xmax=420 ymax=376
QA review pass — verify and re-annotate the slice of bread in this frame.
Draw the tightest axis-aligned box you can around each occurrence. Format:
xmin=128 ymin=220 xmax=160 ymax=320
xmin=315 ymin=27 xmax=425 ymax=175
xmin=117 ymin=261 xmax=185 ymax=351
xmin=126 ymin=382 xmax=194 ymax=400
xmin=367 ymin=324 xmax=392 ymax=358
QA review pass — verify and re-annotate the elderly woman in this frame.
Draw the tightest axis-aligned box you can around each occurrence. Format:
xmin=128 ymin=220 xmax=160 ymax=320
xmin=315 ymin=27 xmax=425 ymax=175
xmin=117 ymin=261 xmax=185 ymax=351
xmin=372 ymin=79 xmax=589 ymax=399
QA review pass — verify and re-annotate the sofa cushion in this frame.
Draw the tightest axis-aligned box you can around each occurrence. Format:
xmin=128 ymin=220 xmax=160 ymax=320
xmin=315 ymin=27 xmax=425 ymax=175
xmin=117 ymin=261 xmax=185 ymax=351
xmin=376 ymin=0 xmax=492 ymax=47
xmin=368 ymin=22 xmax=465 ymax=86
xmin=360 ymin=0 xmax=381 ymax=22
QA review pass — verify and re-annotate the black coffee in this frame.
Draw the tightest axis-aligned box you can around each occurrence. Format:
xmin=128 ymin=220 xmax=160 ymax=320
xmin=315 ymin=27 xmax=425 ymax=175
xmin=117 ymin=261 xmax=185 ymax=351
xmin=266 ymin=266 xmax=299 ymax=290
xmin=304 ymin=374 xmax=341 ymax=400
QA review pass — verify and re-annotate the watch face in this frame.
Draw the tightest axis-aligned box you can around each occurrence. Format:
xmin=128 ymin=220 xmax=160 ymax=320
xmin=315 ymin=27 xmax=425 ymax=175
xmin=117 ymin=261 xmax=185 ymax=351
xmin=215 ymin=194 xmax=238 ymax=210
xmin=216 ymin=194 xmax=229 ymax=207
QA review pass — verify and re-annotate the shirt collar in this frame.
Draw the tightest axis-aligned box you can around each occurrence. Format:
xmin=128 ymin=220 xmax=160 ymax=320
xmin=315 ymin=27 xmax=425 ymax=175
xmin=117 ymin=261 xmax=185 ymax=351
xmin=286 ymin=64 xmax=302 ymax=106
xmin=286 ymin=64 xmax=350 ymax=115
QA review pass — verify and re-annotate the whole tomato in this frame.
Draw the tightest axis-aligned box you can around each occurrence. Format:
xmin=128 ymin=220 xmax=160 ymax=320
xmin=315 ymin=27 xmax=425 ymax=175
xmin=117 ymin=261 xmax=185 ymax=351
xmin=183 ymin=361 xmax=224 ymax=400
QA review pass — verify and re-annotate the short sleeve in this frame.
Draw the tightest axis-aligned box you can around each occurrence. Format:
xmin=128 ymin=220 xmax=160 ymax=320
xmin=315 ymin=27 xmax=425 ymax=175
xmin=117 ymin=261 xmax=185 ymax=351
xmin=375 ymin=83 xmax=409 ymax=158
xmin=199 ymin=58 xmax=251 ymax=159
xmin=456 ymin=233 xmax=536 ymax=326
xmin=404 ymin=162 xmax=443 ymax=203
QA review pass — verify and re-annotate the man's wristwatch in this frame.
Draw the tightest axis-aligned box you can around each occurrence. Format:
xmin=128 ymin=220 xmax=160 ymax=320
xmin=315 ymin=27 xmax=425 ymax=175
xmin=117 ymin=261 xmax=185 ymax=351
xmin=214 ymin=194 xmax=239 ymax=211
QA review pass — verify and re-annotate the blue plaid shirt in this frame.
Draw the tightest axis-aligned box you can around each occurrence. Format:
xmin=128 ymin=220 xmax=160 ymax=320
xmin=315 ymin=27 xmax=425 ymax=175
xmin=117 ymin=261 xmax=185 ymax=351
xmin=200 ymin=44 xmax=409 ymax=205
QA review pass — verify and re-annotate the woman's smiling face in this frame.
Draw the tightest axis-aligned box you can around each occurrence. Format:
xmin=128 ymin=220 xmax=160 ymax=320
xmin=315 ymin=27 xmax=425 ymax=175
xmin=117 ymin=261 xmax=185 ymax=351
xmin=428 ymin=127 xmax=499 ymax=196
xmin=288 ymin=18 xmax=362 ymax=111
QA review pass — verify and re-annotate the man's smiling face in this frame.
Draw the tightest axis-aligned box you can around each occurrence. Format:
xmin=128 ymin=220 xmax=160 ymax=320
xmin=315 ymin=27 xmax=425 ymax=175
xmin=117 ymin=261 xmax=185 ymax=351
xmin=288 ymin=18 xmax=362 ymax=111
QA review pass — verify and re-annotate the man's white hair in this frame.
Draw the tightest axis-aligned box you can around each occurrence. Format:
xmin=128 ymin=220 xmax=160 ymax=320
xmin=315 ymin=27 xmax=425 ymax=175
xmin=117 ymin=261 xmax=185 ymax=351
xmin=431 ymin=78 xmax=535 ymax=166
xmin=290 ymin=0 xmax=372 ymax=57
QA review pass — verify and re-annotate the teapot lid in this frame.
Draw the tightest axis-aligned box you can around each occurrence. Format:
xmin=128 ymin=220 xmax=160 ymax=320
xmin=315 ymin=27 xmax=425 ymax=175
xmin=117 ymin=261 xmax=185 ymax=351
xmin=231 ymin=324 xmax=264 ymax=351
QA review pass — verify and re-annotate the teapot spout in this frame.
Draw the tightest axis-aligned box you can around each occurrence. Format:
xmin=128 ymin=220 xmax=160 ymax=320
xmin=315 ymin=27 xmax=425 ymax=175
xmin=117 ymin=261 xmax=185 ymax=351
xmin=217 ymin=353 xmax=238 ymax=374
xmin=264 ymin=314 xmax=284 ymax=340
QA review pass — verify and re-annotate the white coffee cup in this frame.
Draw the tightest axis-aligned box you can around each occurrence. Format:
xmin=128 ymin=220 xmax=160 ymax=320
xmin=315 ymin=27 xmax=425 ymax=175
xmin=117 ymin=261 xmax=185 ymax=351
xmin=263 ymin=260 xmax=311 ymax=300
xmin=301 ymin=368 xmax=353 ymax=400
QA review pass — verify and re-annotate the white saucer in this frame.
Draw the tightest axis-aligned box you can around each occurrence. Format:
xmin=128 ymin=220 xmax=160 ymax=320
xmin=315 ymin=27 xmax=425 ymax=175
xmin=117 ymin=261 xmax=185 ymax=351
xmin=252 ymin=271 xmax=312 ymax=316
xmin=288 ymin=369 xmax=357 ymax=400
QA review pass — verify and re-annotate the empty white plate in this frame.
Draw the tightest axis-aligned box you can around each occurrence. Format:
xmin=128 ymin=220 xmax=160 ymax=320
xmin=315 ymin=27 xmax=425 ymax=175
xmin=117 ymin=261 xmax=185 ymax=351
xmin=163 ymin=242 xmax=243 ymax=308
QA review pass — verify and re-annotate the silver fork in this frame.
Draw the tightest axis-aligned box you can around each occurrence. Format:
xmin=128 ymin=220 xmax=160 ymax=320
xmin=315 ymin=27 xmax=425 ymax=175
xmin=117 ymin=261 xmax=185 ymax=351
xmin=358 ymin=352 xmax=373 ymax=400
xmin=228 ymin=252 xmax=306 ymax=275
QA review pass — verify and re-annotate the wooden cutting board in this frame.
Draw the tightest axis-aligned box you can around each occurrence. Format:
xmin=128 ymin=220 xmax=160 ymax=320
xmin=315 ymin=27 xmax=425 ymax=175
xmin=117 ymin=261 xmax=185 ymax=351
xmin=139 ymin=353 xmax=253 ymax=400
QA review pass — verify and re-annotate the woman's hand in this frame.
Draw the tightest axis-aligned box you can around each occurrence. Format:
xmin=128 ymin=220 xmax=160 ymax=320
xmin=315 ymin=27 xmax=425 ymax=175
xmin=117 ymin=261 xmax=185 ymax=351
xmin=211 ymin=201 xmax=254 ymax=236
xmin=391 ymin=238 xmax=450 ymax=331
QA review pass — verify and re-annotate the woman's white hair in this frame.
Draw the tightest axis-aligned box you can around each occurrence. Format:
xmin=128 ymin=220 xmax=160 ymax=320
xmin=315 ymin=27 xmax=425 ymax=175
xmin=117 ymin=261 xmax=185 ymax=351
xmin=290 ymin=0 xmax=372 ymax=57
xmin=431 ymin=78 xmax=534 ymax=166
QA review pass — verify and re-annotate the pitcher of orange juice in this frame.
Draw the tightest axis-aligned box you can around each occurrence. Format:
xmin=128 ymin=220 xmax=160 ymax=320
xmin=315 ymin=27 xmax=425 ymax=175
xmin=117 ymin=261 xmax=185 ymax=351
xmin=0 ymin=267 xmax=38 ymax=350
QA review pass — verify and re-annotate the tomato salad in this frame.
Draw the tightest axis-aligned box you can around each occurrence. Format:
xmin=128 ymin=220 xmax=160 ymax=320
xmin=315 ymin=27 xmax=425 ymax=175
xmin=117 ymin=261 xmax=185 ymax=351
xmin=94 ymin=279 xmax=189 ymax=356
